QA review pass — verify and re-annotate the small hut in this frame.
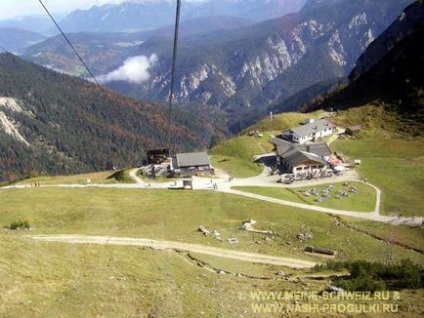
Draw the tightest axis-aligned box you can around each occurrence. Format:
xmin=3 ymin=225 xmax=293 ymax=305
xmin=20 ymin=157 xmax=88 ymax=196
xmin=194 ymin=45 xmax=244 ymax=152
xmin=345 ymin=125 xmax=362 ymax=136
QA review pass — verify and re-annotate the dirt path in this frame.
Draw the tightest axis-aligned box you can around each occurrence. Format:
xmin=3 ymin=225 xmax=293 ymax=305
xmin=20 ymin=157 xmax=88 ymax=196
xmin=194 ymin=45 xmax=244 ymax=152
xmin=129 ymin=168 xmax=144 ymax=184
xmin=327 ymin=126 xmax=345 ymax=146
xmin=29 ymin=235 xmax=316 ymax=269
xmin=221 ymin=186 xmax=389 ymax=222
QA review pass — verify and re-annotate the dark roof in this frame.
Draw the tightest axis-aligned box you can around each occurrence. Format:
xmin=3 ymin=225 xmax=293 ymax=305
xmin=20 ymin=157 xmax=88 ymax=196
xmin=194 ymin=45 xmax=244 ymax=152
xmin=271 ymin=138 xmax=293 ymax=156
xmin=297 ymin=143 xmax=332 ymax=157
xmin=284 ymin=150 xmax=327 ymax=167
xmin=176 ymin=152 xmax=211 ymax=168
xmin=271 ymin=137 xmax=331 ymax=157
xmin=270 ymin=137 xmax=288 ymax=146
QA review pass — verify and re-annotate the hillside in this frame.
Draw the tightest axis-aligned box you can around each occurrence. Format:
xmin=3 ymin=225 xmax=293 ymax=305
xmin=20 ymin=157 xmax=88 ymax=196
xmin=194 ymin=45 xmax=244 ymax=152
xmin=2 ymin=186 xmax=423 ymax=316
xmin=0 ymin=53 xmax=227 ymax=182
xmin=0 ymin=28 xmax=46 ymax=54
xmin=0 ymin=15 xmax=52 ymax=35
xmin=304 ymin=1 xmax=424 ymax=133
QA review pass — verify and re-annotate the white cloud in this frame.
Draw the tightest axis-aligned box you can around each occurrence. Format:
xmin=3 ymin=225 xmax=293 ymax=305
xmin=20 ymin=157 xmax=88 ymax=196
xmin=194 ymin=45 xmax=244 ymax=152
xmin=98 ymin=54 xmax=158 ymax=84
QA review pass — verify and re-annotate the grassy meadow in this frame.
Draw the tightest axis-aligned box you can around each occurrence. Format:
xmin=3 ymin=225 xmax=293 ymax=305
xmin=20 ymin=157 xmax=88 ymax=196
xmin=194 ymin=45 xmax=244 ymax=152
xmin=1 ymin=187 xmax=423 ymax=265
xmin=0 ymin=187 xmax=393 ymax=261
xmin=211 ymin=136 xmax=264 ymax=177
xmin=3 ymin=234 xmax=315 ymax=317
xmin=1 ymin=186 xmax=423 ymax=317
xmin=328 ymin=105 xmax=424 ymax=216
xmin=234 ymin=181 xmax=377 ymax=212
xmin=333 ymin=137 xmax=424 ymax=216
xmin=239 ymin=110 xmax=327 ymax=135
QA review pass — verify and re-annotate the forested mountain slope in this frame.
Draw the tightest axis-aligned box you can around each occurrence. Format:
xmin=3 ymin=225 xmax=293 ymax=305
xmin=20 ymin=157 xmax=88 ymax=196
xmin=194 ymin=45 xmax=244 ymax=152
xmin=0 ymin=28 xmax=46 ymax=54
xmin=0 ymin=53 xmax=226 ymax=182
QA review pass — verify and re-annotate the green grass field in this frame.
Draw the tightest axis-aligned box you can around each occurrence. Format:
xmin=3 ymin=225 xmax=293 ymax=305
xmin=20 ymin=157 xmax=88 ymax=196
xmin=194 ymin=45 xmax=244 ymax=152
xmin=333 ymin=137 xmax=424 ymax=216
xmin=240 ymin=110 xmax=327 ymax=135
xmin=1 ymin=187 xmax=422 ymax=264
xmin=3 ymin=234 xmax=309 ymax=317
xmin=211 ymin=136 xmax=264 ymax=177
xmin=329 ymin=105 xmax=424 ymax=216
xmin=1 ymin=186 xmax=423 ymax=317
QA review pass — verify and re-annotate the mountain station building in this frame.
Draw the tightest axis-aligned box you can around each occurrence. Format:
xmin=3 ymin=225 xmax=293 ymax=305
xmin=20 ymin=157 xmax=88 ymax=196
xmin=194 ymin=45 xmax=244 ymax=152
xmin=271 ymin=138 xmax=331 ymax=175
xmin=282 ymin=119 xmax=336 ymax=144
xmin=171 ymin=152 xmax=213 ymax=176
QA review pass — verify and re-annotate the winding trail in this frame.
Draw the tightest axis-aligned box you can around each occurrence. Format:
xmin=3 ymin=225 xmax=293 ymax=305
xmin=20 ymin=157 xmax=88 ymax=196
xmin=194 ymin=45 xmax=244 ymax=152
xmin=207 ymin=171 xmax=420 ymax=225
xmin=209 ymin=169 xmax=387 ymax=222
xmin=29 ymin=234 xmax=316 ymax=269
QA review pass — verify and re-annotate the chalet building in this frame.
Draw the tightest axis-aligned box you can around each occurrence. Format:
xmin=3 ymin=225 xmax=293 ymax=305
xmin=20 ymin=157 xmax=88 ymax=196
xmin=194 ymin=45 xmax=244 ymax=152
xmin=171 ymin=151 xmax=213 ymax=176
xmin=282 ymin=119 xmax=336 ymax=144
xmin=282 ymin=149 xmax=328 ymax=175
xmin=271 ymin=138 xmax=330 ymax=175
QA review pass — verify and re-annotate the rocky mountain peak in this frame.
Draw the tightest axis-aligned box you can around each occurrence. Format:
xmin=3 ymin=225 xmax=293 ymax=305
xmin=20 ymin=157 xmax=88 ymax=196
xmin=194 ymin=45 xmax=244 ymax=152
xmin=350 ymin=1 xmax=424 ymax=80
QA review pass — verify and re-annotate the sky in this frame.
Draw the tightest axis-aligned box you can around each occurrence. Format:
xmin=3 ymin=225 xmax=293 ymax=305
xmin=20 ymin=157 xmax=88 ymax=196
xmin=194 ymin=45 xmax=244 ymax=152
xmin=0 ymin=0 xmax=202 ymax=20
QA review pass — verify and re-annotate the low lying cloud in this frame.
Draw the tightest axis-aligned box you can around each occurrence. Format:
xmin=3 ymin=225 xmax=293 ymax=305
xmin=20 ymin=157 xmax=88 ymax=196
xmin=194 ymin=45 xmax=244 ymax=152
xmin=98 ymin=54 xmax=158 ymax=84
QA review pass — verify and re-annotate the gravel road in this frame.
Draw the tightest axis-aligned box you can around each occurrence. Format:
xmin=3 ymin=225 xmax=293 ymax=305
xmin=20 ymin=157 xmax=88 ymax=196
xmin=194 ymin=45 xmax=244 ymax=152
xmin=30 ymin=234 xmax=317 ymax=269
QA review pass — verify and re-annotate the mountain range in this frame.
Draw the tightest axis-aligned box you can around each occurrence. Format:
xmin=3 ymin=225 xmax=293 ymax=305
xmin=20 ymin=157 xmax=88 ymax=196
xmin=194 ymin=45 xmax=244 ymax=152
xmin=23 ymin=15 xmax=252 ymax=76
xmin=304 ymin=1 xmax=424 ymax=134
xmin=56 ymin=0 xmax=306 ymax=33
xmin=0 ymin=27 xmax=46 ymax=54
xmin=0 ymin=15 xmax=53 ymax=35
xmin=104 ymin=0 xmax=413 ymax=131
